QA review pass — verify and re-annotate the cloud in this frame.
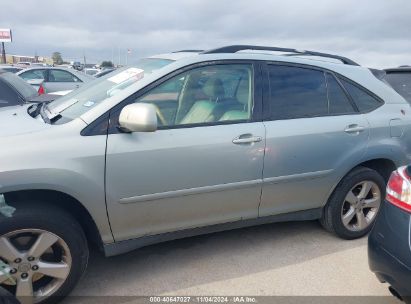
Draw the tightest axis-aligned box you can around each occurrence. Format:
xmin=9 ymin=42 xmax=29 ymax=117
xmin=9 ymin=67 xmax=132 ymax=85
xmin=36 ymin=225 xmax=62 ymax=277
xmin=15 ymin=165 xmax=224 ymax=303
xmin=1 ymin=0 xmax=410 ymax=68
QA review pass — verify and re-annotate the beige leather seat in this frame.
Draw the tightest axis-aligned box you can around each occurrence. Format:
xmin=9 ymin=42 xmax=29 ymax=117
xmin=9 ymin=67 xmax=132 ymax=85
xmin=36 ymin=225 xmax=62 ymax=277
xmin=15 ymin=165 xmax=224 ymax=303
xmin=219 ymin=77 xmax=251 ymax=121
xmin=179 ymin=78 xmax=225 ymax=124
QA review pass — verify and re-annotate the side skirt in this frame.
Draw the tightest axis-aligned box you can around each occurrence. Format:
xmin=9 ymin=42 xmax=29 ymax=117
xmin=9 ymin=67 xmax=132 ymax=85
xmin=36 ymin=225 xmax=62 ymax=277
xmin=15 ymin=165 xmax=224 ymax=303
xmin=104 ymin=208 xmax=322 ymax=257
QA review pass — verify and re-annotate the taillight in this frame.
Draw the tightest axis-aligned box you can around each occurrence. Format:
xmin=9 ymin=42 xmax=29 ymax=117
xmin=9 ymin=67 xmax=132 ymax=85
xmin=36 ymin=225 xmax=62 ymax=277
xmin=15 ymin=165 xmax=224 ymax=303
xmin=386 ymin=166 xmax=411 ymax=213
xmin=38 ymin=84 xmax=45 ymax=95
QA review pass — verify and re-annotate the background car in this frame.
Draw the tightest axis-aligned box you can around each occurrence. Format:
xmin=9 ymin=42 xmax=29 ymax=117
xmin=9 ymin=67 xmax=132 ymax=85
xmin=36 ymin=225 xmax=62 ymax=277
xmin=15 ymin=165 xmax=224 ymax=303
xmin=0 ymin=71 xmax=58 ymax=108
xmin=83 ymin=68 xmax=100 ymax=76
xmin=16 ymin=67 xmax=94 ymax=93
xmin=94 ymin=68 xmax=116 ymax=78
xmin=384 ymin=66 xmax=411 ymax=104
xmin=369 ymin=165 xmax=411 ymax=303
xmin=0 ymin=65 xmax=24 ymax=74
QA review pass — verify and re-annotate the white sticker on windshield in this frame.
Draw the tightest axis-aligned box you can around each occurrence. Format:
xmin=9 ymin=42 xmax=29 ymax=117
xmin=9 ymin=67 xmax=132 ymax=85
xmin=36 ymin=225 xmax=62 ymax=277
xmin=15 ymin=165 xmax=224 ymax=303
xmin=108 ymin=68 xmax=144 ymax=84
xmin=83 ymin=101 xmax=95 ymax=107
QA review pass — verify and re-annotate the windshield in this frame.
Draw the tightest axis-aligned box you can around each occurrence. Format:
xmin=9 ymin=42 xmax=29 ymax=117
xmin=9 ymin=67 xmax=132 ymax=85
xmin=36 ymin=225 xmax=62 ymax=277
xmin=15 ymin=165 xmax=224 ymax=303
xmin=1 ymin=72 xmax=38 ymax=100
xmin=385 ymin=72 xmax=411 ymax=103
xmin=48 ymin=58 xmax=174 ymax=119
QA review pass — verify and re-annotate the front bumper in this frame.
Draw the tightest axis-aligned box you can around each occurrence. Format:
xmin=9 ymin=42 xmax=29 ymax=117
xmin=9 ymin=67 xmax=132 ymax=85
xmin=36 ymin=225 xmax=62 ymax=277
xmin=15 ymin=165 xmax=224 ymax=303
xmin=368 ymin=201 xmax=411 ymax=298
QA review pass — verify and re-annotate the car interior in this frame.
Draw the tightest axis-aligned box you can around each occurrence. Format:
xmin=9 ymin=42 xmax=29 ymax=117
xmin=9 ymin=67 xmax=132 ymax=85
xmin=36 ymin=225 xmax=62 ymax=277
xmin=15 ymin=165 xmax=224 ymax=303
xmin=137 ymin=64 xmax=253 ymax=127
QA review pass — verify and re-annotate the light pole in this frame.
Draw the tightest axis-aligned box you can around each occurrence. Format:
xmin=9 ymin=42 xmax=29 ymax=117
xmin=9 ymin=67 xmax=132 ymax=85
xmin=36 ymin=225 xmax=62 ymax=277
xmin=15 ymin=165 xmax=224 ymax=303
xmin=1 ymin=42 xmax=6 ymax=64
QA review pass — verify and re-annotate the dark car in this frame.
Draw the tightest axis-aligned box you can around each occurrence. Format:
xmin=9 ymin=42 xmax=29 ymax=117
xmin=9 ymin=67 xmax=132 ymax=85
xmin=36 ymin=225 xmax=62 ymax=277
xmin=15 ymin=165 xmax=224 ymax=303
xmin=369 ymin=165 xmax=411 ymax=303
xmin=0 ymin=65 xmax=24 ymax=74
xmin=94 ymin=68 xmax=115 ymax=78
xmin=384 ymin=67 xmax=411 ymax=104
xmin=0 ymin=71 xmax=58 ymax=108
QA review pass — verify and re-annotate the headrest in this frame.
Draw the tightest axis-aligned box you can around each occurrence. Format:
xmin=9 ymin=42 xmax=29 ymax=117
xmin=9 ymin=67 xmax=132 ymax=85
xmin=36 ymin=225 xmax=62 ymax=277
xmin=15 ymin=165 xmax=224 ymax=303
xmin=203 ymin=77 xmax=225 ymax=99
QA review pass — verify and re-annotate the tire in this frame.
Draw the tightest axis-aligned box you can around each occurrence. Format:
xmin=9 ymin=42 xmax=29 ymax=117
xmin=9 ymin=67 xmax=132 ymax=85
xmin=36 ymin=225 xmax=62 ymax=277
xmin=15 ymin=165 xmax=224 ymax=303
xmin=0 ymin=201 xmax=89 ymax=304
xmin=320 ymin=166 xmax=386 ymax=239
xmin=0 ymin=286 xmax=20 ymax=304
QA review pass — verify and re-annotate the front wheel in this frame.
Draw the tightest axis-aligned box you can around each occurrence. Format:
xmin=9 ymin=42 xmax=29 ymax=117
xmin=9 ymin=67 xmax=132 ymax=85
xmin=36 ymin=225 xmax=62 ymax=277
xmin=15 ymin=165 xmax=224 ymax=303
xmin=0 ymin=202 xmax=89 ymax=304
xmin=321 ymin=166 xmax=386 ymax=239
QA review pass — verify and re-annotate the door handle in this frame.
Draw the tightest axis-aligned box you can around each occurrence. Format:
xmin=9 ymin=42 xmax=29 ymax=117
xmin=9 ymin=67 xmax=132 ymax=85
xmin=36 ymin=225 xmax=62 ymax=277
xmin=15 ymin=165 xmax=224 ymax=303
xmin=232 ymin=134 xmax=262 ymax=144
xmin=344 ymin=124 xmax=366 ymax=134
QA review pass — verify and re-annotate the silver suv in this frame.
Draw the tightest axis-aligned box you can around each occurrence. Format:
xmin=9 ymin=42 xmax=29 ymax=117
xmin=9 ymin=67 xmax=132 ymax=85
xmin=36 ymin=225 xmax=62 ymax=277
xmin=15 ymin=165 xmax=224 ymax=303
xmin=1 ymin=45 xmax=411 ymax=303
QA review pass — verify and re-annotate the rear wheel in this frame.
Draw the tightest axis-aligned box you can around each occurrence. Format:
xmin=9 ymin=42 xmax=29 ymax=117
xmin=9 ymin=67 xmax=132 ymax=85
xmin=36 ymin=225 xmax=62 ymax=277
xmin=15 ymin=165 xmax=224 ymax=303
xmin=0 ymin=202 xmax=88 ymax=304
xmin=321 ymin=166 xmax=385 ymax=239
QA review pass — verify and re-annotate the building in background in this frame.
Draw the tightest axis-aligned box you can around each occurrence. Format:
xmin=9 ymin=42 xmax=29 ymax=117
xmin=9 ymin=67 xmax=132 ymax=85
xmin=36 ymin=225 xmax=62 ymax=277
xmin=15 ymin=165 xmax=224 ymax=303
xmin=5 ymin=54 xmax=53 ymax=65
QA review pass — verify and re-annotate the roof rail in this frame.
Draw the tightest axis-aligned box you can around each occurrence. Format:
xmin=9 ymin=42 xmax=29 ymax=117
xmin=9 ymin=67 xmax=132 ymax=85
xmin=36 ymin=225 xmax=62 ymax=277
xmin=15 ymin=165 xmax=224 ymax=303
xmin=173 ymin=50 xmax=203 ymax=53
xmin=202 ymin=45 xmax=359 ymax=66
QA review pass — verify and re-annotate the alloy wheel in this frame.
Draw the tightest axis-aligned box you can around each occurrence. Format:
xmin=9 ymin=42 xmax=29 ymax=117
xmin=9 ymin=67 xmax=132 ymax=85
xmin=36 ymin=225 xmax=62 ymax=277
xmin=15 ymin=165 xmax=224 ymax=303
xmin=0 ymin=229 xmax=72 ymax=304
xmin=341 ymin=181 xmax=381 ymax=231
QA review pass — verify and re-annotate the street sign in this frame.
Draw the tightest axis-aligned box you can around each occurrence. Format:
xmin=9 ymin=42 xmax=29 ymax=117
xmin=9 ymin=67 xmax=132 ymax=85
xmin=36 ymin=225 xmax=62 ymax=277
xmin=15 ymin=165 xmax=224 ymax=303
xmin=0 ymin=29 xmax=12 ymax=43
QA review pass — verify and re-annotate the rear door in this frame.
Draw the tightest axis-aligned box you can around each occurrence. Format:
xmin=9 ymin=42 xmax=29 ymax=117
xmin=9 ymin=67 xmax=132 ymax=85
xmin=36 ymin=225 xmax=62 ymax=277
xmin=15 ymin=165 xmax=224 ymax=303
xmin=45 ymin=69 xmax=82 ymax=92
xmin=260 ymin=63 xmax=370 ymax=217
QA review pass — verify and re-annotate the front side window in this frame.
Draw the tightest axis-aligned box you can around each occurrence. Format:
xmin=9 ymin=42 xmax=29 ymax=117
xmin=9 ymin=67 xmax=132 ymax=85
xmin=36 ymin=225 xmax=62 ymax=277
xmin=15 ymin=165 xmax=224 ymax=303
xmin=114 ymin=64 xmax=254 ymax=128
xmin=48 ymin=70 xmax=81 ymax=83
xmin=339 ymin=78 xmax=382 ymax=112
xmin=19 ymin=69 xmax=46 ymax=80
xmin=267 ymin=65 xmax=328 ymax=120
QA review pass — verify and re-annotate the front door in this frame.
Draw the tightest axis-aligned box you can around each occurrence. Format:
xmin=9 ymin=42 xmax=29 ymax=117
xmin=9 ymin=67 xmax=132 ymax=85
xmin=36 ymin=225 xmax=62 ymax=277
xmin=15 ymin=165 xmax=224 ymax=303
xmin=105 ymin=62 xmax=266 ymax=241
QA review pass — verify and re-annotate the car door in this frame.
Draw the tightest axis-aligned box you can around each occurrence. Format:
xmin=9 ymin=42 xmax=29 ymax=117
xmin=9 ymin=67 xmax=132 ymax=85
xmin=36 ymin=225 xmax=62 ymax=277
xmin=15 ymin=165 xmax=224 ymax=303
xmin=45 ymin=69 xmax=82 ymax=92
xmin=105 ymin=62 xmax=265 ymax=241
xmin=259 ymin=64 xmax=369 ymax=217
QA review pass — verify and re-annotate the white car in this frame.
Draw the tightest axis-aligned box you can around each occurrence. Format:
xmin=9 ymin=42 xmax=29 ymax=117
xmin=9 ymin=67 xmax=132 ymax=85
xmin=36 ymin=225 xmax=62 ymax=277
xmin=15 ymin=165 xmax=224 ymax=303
xmin=16 ymin=67 xmax=94 ymax=93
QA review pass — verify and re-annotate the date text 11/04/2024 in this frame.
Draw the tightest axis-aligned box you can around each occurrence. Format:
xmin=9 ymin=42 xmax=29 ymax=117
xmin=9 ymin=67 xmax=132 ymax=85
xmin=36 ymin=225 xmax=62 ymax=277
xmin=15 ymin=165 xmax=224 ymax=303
xmin=149 ymin=297 xmax=258 ymax=303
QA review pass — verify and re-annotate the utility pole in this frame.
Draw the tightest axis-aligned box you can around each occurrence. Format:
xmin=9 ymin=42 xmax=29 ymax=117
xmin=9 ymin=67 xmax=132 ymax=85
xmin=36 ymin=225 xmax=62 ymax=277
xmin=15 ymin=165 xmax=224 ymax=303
xmin=1 ymin=42 xmax=6 ymax=64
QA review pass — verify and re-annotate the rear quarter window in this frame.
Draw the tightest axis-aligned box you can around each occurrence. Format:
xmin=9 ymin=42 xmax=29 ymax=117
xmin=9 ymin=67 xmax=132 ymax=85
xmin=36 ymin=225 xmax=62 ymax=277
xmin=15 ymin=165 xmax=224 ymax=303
xmin=338 ymin=78 xmax=383 ymax=112
xmin=0 ymin=80 xmax=19 ymax=106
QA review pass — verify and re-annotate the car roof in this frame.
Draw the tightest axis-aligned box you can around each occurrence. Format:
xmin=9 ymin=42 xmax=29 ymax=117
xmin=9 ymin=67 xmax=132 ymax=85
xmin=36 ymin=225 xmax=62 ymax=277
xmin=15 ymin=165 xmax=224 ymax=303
xmin=148 ymin=51 xmax=201 ymax=61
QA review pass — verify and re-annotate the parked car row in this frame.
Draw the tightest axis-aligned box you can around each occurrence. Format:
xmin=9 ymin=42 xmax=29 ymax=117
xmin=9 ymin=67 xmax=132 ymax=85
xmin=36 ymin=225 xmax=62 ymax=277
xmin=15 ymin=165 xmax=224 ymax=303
xmin=0 ymin=70 xmax=60 ymax=107
xmin=0 ymin=46 xmax=411 ymax=304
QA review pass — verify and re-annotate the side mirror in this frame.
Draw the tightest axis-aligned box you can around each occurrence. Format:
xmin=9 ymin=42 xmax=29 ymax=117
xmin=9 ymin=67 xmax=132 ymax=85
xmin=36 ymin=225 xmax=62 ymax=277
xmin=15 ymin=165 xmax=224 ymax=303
xmin=118 ymin=103 xmax=158 ymax=133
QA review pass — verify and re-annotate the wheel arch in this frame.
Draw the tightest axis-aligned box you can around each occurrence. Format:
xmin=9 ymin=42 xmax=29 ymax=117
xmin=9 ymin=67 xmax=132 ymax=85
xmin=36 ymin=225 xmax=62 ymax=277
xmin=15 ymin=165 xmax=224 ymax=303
xmin=325 ymin=157 xmax=397 ymax=207
xmin=2 ymin=189 xmax=104 ymax=251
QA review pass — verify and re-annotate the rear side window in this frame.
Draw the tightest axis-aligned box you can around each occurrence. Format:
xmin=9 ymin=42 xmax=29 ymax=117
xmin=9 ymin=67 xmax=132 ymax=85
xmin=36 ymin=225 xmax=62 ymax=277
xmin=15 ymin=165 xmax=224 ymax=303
xmin=267 ymin=65 xmax=328 ymax=119
xmin=339 ymin=78 xmax=382 ymax=112
xmin=326 ymin=73 xmax=356 ymax=114
xmin=19 ymin=69 xmax=46 ymax=80
xmin=0 ymin=81 xmax=19 ymax=107
xmin=49 ymin=70 xmax=81 ymax=83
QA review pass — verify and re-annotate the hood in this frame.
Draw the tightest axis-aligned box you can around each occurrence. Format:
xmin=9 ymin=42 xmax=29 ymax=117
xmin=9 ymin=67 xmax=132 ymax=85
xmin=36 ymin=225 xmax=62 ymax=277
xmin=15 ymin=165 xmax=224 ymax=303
xmin=0 ymin=105 xmax=50 ymax=138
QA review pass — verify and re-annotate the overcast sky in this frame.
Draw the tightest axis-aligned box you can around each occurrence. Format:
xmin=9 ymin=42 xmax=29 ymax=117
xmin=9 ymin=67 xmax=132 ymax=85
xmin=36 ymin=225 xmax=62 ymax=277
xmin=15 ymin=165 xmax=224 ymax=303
xmin=1 ymin=0 xmax=410 ymax=68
